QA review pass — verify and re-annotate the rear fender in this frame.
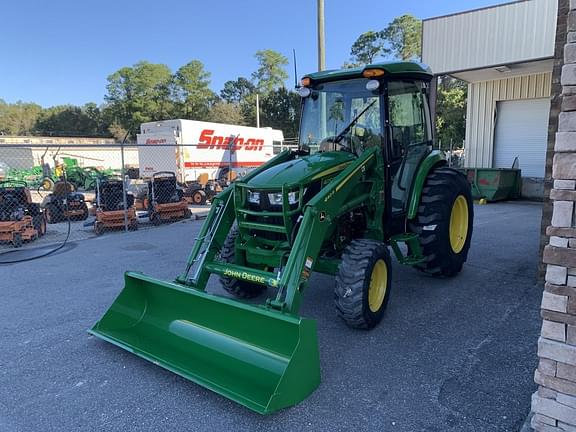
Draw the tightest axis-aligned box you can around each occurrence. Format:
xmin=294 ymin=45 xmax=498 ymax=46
xmin=406 ymin=150 xmax=447 ymax=220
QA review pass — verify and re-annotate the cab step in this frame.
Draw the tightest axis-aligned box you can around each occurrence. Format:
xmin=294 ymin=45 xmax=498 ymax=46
xmin=389 ymin=233 xmax=425 ymax=265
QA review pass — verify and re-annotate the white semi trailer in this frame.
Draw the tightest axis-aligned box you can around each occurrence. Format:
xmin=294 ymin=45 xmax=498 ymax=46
xmin=137 ymin=119 xmax=285 ymax=183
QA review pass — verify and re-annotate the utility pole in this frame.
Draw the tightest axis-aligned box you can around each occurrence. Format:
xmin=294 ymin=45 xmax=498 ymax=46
xmin=317 ymin=0 xmax=326 ymax=71
xmin=256 ymin=93 xmax=260 ymax=128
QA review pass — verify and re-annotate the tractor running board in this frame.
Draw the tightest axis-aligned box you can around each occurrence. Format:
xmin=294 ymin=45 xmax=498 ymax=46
xmin=390 ymin=233 xmax=425 ymax=265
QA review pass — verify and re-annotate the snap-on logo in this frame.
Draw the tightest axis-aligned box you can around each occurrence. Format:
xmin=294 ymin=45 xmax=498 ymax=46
xmin=198 ymin=129 xmax=264 ymax=151
xmin=145 ymin=138 xmax=167 ymax=144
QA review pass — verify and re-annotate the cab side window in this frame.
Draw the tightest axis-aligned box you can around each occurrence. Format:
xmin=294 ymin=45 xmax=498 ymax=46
xmin=388 ymin=81 xmax=431 ymax=163
xmin=387 ymin=80 xmax=432 ymax=213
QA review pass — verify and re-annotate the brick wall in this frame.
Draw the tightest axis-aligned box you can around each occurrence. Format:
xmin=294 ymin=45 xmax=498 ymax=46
xmin=532 ymin=1 xmax=576 ymax=430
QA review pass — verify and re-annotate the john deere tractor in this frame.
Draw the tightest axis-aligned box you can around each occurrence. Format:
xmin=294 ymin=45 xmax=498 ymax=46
xmin=91 ymin=62 xmax=473 ymax=414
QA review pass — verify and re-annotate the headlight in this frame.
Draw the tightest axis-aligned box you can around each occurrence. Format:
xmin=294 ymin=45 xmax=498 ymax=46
xmin=267 ymin=191 xmax=299 ymax=206
xmin=287 ymin=191 xmax=299 ymax=205
xmin=248 ymin=191 xmax=260 ymax=204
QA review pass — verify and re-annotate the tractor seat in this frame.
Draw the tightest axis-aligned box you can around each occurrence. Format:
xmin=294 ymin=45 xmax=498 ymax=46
xmin=99 ymin=181 xmax=134 ymax=211
xmin=0 ymin=192 xmax=25 ymax=221
xmin=0 ymin=188 xmax=28 ymax=209
xmin=0 ymin=193 xmax=17 ymax=215
xmin=150 ymin=177 xmax=181 ymax=204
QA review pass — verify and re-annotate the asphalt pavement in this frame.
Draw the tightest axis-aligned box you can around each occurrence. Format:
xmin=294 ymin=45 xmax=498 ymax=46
xmin=0 ymin=201 xmax=543 ymax=432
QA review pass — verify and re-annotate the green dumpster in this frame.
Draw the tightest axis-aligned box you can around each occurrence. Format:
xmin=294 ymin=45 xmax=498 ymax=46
xmin=463 ymin=168 xmax=521 ymax=202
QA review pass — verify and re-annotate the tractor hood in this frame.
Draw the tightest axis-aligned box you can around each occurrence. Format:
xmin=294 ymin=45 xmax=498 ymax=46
xmin=246 ymin=152 xmax=356 ymax=189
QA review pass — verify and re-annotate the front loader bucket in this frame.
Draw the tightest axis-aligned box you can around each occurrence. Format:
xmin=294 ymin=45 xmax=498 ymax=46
xmin=90 ymin=272 xmax=320 ymax=414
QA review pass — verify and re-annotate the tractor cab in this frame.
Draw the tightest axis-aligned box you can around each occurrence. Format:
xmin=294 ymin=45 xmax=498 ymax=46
xmin=298 ymin=64 xmax=433 ymax=217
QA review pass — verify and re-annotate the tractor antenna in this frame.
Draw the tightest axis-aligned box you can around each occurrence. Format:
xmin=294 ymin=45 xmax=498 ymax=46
xmin=293 ymin=49 xmax=299 ymax=89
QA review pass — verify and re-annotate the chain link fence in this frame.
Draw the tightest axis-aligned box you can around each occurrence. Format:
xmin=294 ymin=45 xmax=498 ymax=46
xmin=0 ymin=141 xmax=302 ymax=251
xmin=436 ymin=139 xmax=466 ymax=169
xmin=1 ymin=139 xmax=465 ymax=252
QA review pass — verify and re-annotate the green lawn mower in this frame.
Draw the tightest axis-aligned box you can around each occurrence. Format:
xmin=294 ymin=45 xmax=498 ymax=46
xmin=91 ymin=61 xmax=473 ymax=414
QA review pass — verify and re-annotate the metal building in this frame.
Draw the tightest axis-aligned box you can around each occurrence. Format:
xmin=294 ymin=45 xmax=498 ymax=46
xmin=422 ymin=0 xmax=557 ymax=197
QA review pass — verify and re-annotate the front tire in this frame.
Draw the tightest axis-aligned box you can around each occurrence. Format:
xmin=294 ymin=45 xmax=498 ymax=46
xmin=335 ymin=239 xmax=392 ymax=329
xmin=409 ymin=167 xmax=473 ymax=277
xmin=219 ymin=226 xmax=266 ymax=299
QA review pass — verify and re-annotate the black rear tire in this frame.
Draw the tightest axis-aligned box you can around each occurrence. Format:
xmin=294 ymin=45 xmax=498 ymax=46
xmin=335 ymin=239 xmax=392 ymax=329
xmin=409 ymin=167 xmax=473 ymax=277
xmin=219 ymin=225 xmax=266 ymax=299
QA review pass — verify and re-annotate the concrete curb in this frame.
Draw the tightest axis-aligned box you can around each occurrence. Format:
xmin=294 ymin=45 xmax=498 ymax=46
xmin=519 ymin=413 xmax=533 ymax=432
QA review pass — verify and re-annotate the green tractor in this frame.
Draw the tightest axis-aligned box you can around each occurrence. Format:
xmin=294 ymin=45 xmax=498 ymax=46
xmin=90 ymin=62 xmax=473 ymax=414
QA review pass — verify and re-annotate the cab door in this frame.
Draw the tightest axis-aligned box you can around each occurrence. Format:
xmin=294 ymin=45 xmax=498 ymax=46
xmin=385 ymin=80 xmax=433 ymax=216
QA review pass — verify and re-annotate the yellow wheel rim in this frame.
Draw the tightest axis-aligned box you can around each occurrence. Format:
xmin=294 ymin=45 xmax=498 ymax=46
xmin=449 ymin=195 xmax=469 ymax=253
xmin=368 ymin=259 xmax=388 ymax=313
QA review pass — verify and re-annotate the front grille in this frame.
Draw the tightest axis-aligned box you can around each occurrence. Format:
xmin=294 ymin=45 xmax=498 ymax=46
xmin=237 ymin=186 xmax=302 ymax=244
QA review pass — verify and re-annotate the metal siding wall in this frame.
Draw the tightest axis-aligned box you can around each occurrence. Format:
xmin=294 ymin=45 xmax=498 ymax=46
xmin=465 ymin=72 xmax=552 ymax=168
xmin=422 ymin=0 xmax=557 ymax=74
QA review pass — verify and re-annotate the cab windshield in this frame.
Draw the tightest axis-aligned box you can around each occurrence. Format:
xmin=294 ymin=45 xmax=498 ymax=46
xmin=299 ymin=78 xmax=382 ymax=154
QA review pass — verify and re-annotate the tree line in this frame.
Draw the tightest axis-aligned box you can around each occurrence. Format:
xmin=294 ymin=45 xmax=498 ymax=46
xmin=0 ymin=49 xmax=300 ymax=140
xmin=0 ymin=14 xmax=466 ymax=147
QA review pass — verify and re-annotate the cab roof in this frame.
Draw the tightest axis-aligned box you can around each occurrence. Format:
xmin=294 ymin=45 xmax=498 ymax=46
xmin=302 ymin=61 xmax=433 ymax=83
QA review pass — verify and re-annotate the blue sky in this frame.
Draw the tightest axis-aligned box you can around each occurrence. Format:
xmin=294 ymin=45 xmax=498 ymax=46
xmin=0 ymin=0 xmax=510 ymax=107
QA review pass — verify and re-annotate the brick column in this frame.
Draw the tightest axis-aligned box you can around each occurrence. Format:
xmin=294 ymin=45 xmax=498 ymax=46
xmin=539 ymin=0 xmax=569 ymax=279
xmin=531 ymin=2 xmax=576 ymax=430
